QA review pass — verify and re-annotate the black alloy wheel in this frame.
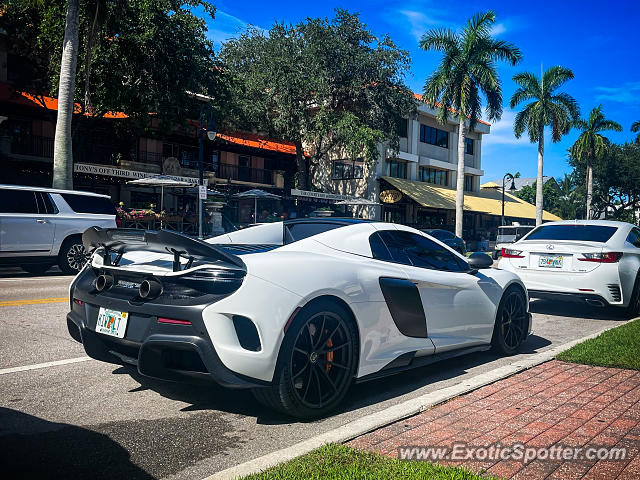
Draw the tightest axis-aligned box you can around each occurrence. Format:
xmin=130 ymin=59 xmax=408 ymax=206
xmin=491 ymin=287 xmax=528 ymax=355
xmin=59 ymin=239 xmax=90 ymax=274
xmin=626 ymin=276 xmax=640 ymax=319
xmin=252 ymin=299 xmax=358 ymax=418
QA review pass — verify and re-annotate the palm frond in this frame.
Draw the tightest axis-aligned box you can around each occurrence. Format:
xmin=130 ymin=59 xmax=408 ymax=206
xmin=551 ymin=92 xmax=580 ymax=121
xmin=632 ymin=120 xmax=640 ymax=133
xmin=542 ymin=66 xmax=575 ymax=91
xmin=419 ymin=28 xmax=459 ymax=53
xmin=512 ymin=72 xmax=541 ymax=98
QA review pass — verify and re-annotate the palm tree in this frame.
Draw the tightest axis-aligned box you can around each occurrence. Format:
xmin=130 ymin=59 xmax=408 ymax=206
xmin=52 ymin=0 xmax=80 ymax=190
xmin=571 ymin=106 xmax=622 ymax=219
xmin=510 ymin=66 xmax=579 ymax=226
xmin=556 ymin=173 xmax=578 ymax=219
xmin=632 ymin=120 xmax=640 ymax=145
xmin=420 ymin=11 xmax=522 ymax=238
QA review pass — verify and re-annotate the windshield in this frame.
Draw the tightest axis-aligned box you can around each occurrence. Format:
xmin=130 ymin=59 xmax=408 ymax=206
xmin=524 ymin=225 xmax=618 ymax=243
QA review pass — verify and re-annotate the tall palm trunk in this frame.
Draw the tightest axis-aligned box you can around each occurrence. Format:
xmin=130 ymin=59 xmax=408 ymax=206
xmin=52 ymin=0 xmax=80 ymax=190
xmin=455 ymin=117 xmax=466 ymax=238
xmin=585 ymin=159 xmax=593 ymax=219
xmin=294 ymin=140 xmax=306 ymax=190
xmin=535 ymin=132 xmax=544 ymax=226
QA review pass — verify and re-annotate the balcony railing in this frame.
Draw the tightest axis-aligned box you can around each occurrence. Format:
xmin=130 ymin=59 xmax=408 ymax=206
xmin=10 ymin=135 xmax=54 ymax=158
xmin=216 ymin=162 xmax=274 ymax=185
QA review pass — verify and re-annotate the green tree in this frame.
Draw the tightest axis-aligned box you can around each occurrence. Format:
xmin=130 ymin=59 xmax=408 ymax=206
xmin=420 ymin=11 xmax=521 ymax=237
xmin=221 ymin=9 xmax=415 ymax=189
xmin=570 ymin=142 xmax=640 ymax=222
xmin=632 ymin=120 xmax=640 ymax=145
xmin=510 ymin=66 xmax=579 ymax=226
xmin=556 ymin=173 xmax=579 ymax=220
xmin=2 ymin=0 xmax=222 ymax=188
xmin=514 ymin=180 xmax=562 ymax=217
xmin=570 ymin=105 xmax=622 ymax=219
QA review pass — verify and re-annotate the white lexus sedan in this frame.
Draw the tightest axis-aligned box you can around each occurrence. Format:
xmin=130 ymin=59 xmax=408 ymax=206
xmin=498 ymin=220 xmax=640 ymax=316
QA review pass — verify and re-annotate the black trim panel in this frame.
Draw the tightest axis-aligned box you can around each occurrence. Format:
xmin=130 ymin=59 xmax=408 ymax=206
xmin=379 ymin=277 xmax=427 ymax=338
xmin=528 ymin=290 xmax=609 ymax=306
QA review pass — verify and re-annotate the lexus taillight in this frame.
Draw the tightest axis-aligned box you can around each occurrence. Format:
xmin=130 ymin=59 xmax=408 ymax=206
xmin=502 ymin=248 xmax=524 ymax=258
xmin=578 ymin=252 xmax=623 ymax=263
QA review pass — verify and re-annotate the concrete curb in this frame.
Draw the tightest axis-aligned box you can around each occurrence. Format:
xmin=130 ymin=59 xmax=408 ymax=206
xmin=205 ymin=322 xmax=624 ymax=480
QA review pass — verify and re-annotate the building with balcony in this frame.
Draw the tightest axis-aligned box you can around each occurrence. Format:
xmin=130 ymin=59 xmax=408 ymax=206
xmin=307 ymin=93 xmax=561 ymax=241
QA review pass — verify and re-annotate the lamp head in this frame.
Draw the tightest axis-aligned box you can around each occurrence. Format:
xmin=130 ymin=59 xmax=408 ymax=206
xmin=207 ymin=130 xmax=217 ymax=141
xmin=509 ymin=179 xmax=517 ymax=192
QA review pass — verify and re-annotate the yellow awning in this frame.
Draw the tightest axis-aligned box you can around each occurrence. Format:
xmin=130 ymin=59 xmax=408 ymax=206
xmin=381 ymin=177 xmax=562 ymax=222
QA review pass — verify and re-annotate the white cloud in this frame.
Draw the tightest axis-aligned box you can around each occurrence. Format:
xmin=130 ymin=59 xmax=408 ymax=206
xmin=398 ymin=9 xmax=446 ymax=41
xmin=206 ymin=10 xmax=266 ymax=47
xmin=482 ymin=108 xmax=531 ymax=147
xmin=594 ymin=82 xmax=640 ymax=104
xmin=490 ymin=23 xmax=506 ymax=36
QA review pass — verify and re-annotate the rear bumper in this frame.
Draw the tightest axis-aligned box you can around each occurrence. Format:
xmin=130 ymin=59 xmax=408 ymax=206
xmin=66 ymin=306 xmax=267 ymax=389
xmin=528 ymin=290 xmax=610 ymax=307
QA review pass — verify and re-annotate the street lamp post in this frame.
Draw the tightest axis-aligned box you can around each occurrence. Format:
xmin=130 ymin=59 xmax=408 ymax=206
xmin=197 ymin=103 xmax=217 ymax=240
xmin=501 ymin=173 xmax=517 ymax=226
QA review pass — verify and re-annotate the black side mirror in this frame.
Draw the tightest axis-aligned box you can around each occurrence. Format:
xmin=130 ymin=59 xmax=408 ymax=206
xmin=467 ymin=252 xmax=493 ymax=270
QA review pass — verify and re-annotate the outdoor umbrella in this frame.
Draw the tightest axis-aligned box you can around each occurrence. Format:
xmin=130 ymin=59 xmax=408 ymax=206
xmin=233 ymin=189 xmax=281 ymax=224
xmin=127 ymin=175 xmax=197 ymax=228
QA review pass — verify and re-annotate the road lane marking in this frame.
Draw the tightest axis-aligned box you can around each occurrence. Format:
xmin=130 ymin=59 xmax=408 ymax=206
xmin=0 ymin=297 xmax=67 ymax=307
xmin=0 ymin=356 xmax=91 ymax=375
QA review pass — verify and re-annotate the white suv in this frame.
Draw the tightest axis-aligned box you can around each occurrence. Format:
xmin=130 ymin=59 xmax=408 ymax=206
xmin=0 ymin=185 xmax=117 ymax=274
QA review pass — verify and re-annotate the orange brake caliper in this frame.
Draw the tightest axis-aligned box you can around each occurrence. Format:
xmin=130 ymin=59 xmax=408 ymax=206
xmin=326 ymin=336 xmax=333 ymax=373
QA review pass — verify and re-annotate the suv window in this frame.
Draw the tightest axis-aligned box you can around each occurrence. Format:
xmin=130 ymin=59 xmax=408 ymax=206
xmin=627 ymin=228 xmax=640 ymax=248
xmin=35 ymin=192 xmax=57 ymax=214
xmin=61 ymin=193 xmax=116 ymax=215
xmin=0 ymin=189 xmax=38 ymax=214
xmin=525 ymin=225 xmax=617 ymax=243
xmin=371 ymin=230 xmax=467 ymax=272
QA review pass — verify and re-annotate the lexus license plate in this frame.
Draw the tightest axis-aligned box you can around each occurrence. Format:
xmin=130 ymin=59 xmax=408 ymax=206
xmin=96 ymin=307 xmax=128 ymax=338
xmin=539 ymin=255 xmax=563 ymax=268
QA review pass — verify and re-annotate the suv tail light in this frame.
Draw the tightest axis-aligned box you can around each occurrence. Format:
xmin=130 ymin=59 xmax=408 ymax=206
xmin=502 ymin=248 xmax=524 ymax=258
xmin=578 ymin=252 xmax=623 ymax=263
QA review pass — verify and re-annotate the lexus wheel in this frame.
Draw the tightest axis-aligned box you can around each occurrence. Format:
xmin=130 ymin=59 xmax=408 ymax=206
xmin=58 ymin=239 xmax=89 ymax=274
xmin=491 ymin=287 xmax=528 ymax=355
xmin=626 ymin=275 xmax=640 ymax=319
xmin=253 ymin=299 xmax=358 ymax=418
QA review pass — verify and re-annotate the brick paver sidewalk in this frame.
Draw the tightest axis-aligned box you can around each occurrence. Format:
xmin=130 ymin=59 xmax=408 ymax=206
xmin=347 ymin=360 xmax=640 ymax=479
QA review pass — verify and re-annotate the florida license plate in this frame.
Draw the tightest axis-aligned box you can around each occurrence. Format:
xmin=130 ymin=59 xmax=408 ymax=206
xmin=539 ymin=255 xmax=563 ymax=268
xmin=96 ymin=307 xmax=128 ymax=338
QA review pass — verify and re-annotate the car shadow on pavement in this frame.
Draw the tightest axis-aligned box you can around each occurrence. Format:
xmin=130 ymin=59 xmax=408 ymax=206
xmin=0 ymin=407 xmax=156 ymax=480
xmin=529 ymin=298 xmax=627 ymax=320
xmin=108 ymin=334 xmax=554 ymax=425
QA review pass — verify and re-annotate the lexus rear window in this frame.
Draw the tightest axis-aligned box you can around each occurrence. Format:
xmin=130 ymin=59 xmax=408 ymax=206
xmin=61 ymin=193 xmax=116 ymax=215
xmin=524 ymin=225 xmax=617 ymax=243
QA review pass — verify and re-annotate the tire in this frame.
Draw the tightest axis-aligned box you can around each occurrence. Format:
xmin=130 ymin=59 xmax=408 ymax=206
xmin=22 ymin=263 xmax=53 ymax=275
xmin=492 ymin=250 xmax=500 ymax=260
xmin=491 ymin=286 xmax=528 ymax=355
xmin=58 ymin=238 xmax=89 ymax=274
xmin=252 ymin=299 xmax=358 ymax=419
xmin=625 ymin=275 xmax=640 ymax=319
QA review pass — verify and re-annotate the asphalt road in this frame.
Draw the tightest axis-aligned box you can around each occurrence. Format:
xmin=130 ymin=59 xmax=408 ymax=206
xmin=0 ymin=268 xmax=629 ymax=480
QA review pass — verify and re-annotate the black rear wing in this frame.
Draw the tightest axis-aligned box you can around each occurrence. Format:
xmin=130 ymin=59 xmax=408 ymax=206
xmin=82 ymin=227 xmax=245 ymax=272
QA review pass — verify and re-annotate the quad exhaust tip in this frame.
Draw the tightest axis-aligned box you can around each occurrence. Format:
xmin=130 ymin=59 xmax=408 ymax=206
xmin=95 ymin=274 xmax=114 ymax=292
xmin=139 ymin=279 xmax=163 ymax=299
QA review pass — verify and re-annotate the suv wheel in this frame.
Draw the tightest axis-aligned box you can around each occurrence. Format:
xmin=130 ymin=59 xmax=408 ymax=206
xmin=58 ymin=239 xmax=89 ymax=274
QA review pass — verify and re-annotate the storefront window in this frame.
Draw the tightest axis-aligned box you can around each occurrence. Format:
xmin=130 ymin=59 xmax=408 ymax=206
xmin=464 ymin=175 xmax=474 ymax=192
xmin=420 ymin=124 xmax=449 ymax=148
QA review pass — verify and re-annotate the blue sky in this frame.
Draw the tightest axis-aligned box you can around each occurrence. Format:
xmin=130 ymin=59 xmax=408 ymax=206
xmin=199 ymin=0 xmax=639 ymax=182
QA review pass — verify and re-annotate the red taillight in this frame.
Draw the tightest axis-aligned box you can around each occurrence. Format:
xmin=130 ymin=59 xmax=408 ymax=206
xmin=157 ymin=317 xmax=191 ymax=325
xmin=73 ymin=298 xmax=84 ymax=306
xmin=578 ymin=252 xmax=623 ymax=263
xmin=502 ymin=248 xmax=524 ymax=258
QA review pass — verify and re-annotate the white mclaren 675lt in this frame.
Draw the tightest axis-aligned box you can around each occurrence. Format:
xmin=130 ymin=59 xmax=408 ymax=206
xmin=67 ymin=219 xmax=532 ymax=418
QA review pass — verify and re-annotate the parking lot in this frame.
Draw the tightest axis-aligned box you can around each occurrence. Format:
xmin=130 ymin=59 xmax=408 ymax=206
xmin=0 ymin=268 xmax=628 ymax=480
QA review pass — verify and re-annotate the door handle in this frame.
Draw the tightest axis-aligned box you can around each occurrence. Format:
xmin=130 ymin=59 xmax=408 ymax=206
xmin=36 ymin=219 xmax=47 ymax=224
